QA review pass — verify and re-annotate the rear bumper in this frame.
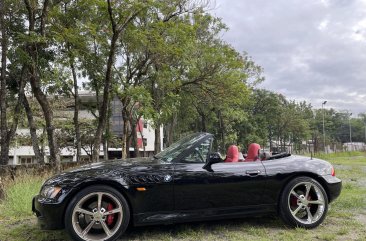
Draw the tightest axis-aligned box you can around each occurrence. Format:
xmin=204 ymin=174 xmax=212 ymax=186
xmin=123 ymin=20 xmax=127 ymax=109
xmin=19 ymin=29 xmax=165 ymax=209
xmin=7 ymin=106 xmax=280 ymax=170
xmin=32 ymin=195 xmax=65 ymax=230
xmin=322 ymin=175 xmax=342 ymax=203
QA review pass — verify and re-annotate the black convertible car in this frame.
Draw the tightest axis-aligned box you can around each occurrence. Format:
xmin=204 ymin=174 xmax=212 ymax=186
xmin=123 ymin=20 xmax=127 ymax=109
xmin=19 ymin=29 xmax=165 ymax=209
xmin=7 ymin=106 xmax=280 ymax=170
xmin=32 ymin=132 xmax=341 ymax=241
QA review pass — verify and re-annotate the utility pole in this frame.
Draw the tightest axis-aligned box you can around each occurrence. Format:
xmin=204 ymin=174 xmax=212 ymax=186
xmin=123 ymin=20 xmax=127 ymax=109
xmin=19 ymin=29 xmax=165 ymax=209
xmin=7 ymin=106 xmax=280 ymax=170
xmin=322 ymin=101 xmax=327 ymax=153
xmin=348 ymin=112 xmax=352 ymax=151
xmin=349 ymin=113 xmax=352 ymax=143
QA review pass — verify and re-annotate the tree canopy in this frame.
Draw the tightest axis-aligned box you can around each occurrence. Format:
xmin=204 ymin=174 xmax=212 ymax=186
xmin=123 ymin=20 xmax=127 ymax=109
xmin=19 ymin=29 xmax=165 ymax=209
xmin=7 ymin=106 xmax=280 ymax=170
xmin=0 ymin=0 xmax=365 ymax=167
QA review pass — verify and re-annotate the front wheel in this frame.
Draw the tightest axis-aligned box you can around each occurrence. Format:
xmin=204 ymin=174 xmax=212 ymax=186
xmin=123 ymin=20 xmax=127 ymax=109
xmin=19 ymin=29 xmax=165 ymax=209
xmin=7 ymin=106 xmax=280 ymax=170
xmin=65 ymin=185 xmax=130 ymax=241
xmin=279 ymin=177 xmax=328 ymax=229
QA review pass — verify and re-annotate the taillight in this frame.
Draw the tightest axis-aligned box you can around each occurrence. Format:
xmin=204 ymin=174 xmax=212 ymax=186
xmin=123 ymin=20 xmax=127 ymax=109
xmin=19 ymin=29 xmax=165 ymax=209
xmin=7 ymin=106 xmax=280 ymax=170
xmin=331 ymin=166 xmax=335 ymax=176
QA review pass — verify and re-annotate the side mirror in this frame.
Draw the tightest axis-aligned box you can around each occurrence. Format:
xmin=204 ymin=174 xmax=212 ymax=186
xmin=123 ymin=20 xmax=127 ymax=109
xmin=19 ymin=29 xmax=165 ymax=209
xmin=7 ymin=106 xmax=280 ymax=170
xmin=208 ymin=152 xmax=223 ymax=163
xmin=203 ymin=152 xmax=223 ymax=171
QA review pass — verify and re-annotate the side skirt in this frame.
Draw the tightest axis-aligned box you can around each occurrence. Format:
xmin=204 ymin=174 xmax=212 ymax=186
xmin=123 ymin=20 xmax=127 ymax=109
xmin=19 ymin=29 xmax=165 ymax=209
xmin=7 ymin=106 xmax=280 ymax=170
xmin=133 ymin=204 xmax=277 ymax=226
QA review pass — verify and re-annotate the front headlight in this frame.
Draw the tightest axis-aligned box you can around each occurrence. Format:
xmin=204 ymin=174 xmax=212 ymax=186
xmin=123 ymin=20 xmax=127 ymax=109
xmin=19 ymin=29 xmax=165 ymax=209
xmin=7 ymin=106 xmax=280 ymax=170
xmin=40 ymin=185 xmax=62 ymax=199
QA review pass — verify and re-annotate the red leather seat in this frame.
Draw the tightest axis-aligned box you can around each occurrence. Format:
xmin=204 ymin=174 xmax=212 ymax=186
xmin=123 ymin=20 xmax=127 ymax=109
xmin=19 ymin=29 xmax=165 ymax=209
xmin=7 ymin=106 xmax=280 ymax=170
xmin=245 ymin=143 xmax=261 ymax=162
xmin=225 ymin=145 xmax=239 ymax=162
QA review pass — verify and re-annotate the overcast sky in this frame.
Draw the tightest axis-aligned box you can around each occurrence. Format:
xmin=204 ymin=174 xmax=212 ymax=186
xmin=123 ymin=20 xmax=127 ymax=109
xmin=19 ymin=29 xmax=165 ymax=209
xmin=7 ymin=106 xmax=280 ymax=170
xmin=211 ymin=0 xmax=366 ymax=115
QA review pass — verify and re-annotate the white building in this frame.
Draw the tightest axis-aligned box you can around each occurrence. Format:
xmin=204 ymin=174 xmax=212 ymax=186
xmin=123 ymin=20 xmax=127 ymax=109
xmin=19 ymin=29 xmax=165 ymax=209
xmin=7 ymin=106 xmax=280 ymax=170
xmin=8 ymin=146 xmax=100 ymax=165
xmin=5 ymin=91 xmax=163 ymax=165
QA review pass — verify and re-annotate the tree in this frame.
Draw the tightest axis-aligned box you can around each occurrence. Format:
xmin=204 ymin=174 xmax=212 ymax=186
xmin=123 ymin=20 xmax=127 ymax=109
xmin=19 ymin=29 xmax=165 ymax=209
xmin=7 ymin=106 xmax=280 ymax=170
xmin=110 ymin=0 xmax=208 ymax=156
xmin=0 ymin=0 xmax=8 ymax=165
xmin=162 ymin=13 xmax=261 ymax=152
xmin=0 ymin=0 xmax=32 ymax=164
xmin=91 ymin=0 xmax=146 ymax=162
xmin=239 ymin=89 xmax=283 ymax=150
xmin=359 ymin=113 xmax=366 ymax=143
xmin=50 ymin=0 xmax=90 ymax=163
xmin=21 ymin=0 xmax=61 ymax=170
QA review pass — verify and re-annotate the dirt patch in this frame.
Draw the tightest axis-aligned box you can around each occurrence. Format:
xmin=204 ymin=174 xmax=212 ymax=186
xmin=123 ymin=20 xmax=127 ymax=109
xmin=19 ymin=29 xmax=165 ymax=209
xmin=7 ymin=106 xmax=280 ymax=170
xmin=355 ymin=212 xmax=366 ymax=225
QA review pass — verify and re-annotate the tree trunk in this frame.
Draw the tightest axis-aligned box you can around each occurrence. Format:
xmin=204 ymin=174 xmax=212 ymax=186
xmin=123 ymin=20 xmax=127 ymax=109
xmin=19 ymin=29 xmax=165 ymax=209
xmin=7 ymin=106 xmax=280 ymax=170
xmin=28 ymin=66 xmax=60 ymax=170
xmin=70 ymin=60 xmax=81 ymax=163
xmin=102 ymin=139 xmax=107 ymax=161
xmin=166 ymin=114 xmax=176 ymax=147
xmin=2 ymin=67 xmax=30 ymax=165
xmin=197 ymin=109 xmax=206 ymax=132
xmin=24 ymin=0 xmax=60 ymax=171
xmin=217 ymin=110 xmax=225 ymax=152
xmin=104 ymin=100 xmax=113 ymax=161
xmin=0 ymin=0 xmax=8 ymax=165
xmin=131 ymin=120 xmax=140 ymax=158
xmin=105 ymin=138 xmax=109 ymax=160
xmin=126 ymin=130 xmax=132 ymax=158
xmin=121 ymin=111 xmax=129 ymax=159
xmin=92 ymin=32 xmax=119 ymax=162
xmin=94 ymin=1 xmax=142 ymax=160
xmin=268 ymin=126 xmax=273 ymax=152
xmin=139 ymin=123 xmax=146 ymax=157
xmin=154 ymin=125 xmax=161 ymax=154
xmin=22 ymin=95 xmax=44 ymax=163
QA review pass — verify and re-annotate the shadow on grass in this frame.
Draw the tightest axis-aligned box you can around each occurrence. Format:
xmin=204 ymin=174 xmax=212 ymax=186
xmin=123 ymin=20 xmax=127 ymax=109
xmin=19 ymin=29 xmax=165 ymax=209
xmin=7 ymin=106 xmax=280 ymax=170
xmin=0 ymin=215 xmax=284 ymax=241
xmin=120 ymin=215 xmax=284 ymax=240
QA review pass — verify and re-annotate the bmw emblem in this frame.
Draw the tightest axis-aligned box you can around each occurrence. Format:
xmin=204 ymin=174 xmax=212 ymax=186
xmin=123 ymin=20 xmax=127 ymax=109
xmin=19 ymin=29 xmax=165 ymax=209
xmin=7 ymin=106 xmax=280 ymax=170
xmin=164 ymin=175 xmax=172 ymax=182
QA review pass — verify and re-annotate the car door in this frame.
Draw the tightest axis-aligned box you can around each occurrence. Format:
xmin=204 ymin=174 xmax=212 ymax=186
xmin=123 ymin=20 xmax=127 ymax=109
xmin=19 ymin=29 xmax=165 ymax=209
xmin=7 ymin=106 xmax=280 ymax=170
xmin=173 ymin=139 xmax=267 ymax=219
xmin=207 ymin=161 xmax=267 ymax=209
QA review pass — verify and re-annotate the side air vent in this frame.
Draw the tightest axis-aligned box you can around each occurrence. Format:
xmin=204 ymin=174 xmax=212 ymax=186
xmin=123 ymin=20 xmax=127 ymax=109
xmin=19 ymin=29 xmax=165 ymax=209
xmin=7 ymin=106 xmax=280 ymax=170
xmin=128 ymin=175 xmax=164 ymax=184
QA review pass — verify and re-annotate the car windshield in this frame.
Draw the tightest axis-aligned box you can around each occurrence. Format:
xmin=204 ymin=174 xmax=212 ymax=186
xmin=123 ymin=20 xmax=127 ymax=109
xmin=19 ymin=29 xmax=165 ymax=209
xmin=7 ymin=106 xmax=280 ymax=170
xmin=155 ymin=133 xmax=207 ymax=163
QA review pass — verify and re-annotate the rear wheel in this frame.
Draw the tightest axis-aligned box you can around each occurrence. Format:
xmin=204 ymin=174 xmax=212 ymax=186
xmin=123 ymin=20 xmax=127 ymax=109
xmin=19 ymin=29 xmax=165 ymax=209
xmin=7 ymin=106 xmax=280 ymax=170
xmin=279 ymin=177 xmax=328 ymax=228
xmin=65 ymin=185 xmax=130 ymax=241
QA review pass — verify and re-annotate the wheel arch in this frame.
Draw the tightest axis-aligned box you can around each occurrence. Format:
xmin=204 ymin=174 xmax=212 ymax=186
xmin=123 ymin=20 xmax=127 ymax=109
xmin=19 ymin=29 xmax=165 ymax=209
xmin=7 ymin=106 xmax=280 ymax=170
xmin=276 ymin=172 xmax=330 ymax=212
xmin=61 ymin=180 xmax=134 ymax=228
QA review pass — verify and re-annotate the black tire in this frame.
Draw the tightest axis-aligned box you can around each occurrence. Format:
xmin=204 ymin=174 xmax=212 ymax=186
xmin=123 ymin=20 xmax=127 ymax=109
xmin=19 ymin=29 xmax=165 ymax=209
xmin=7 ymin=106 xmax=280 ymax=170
xmin=279 ymin=176 xmax=328 ymax=229
xmin=65 ymin=185 xmax=130 ymax=241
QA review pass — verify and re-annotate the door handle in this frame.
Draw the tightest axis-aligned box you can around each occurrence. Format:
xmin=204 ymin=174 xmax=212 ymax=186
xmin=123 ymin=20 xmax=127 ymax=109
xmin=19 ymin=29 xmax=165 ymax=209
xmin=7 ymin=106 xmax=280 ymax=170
xmin=246 ymin=170 xmax=261 ymax=176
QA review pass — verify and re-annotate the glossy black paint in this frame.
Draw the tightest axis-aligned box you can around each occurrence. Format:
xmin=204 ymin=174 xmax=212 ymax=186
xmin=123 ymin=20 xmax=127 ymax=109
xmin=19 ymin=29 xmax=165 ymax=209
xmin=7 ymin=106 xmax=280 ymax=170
xmin=32 ymin=133 xmax=342 ymax=230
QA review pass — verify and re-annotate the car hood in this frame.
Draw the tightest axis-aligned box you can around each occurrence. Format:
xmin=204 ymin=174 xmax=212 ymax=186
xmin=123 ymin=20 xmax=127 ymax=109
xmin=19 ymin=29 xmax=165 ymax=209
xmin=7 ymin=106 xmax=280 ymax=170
xmin=43 ymin=157 xmax=160 ymax=187
xmin=67 ymin=157 xmax=158 ymax=173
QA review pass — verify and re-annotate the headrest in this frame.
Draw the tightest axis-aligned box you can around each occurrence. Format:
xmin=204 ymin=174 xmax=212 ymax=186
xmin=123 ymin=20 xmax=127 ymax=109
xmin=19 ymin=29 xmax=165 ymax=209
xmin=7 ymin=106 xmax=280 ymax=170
xmin=225 ymin=145 xmax=239 ymax=162
xmin=245 ymin=143 xmax=261 ymax=162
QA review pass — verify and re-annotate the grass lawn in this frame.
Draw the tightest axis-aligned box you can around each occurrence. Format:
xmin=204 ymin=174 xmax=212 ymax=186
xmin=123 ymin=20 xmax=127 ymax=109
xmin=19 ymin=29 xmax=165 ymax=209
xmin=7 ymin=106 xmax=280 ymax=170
xmin=0 ymin=152 xmax=365 ymax=241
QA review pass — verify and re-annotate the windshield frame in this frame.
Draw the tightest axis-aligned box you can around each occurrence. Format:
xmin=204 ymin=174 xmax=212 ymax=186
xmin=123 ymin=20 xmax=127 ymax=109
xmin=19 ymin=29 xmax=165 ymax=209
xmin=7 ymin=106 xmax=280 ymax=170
xmin=155 ymin=133 xmax=212 ymax=163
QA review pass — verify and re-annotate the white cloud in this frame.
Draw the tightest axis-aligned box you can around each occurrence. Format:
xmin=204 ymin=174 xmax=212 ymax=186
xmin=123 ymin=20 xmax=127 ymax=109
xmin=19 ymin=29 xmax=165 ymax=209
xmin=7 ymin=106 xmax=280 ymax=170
xmin=320 ymin=0 xmax=330 ymax=7
xmin=318 ymin=19 xmax=329 ymax=30
xmin=213 ymin=0 xmax=366 ymax=114
xmin=351 ymin=18 xmax=366 ymax=41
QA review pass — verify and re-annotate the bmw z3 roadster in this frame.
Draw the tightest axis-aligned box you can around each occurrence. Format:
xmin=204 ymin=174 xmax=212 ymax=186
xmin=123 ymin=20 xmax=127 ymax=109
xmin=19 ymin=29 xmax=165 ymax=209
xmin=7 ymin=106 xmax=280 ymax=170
xmin=32 ymin=132 xmax=342 ymax=241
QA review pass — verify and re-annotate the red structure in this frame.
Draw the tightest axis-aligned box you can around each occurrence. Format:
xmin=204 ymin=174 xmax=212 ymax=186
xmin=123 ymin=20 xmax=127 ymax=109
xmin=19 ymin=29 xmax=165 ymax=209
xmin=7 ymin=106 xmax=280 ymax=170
xmin=135 ymin=119 xmax=144 ymax=148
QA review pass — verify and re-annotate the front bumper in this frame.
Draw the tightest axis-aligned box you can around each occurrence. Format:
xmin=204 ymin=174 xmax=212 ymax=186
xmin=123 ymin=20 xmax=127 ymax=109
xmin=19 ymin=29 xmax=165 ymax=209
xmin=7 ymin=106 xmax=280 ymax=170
xmin=32 ymin=195 xmax=66 ymax=230
xmin=322 ymin=175 xmax=342 ymax=203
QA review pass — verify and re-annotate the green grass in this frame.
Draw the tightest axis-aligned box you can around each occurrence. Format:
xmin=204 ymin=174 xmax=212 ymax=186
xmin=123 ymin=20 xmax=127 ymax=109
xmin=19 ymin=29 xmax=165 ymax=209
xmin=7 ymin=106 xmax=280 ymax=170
xmin=313 ymin=151 xmax=366 ymax=160
xmin=0 ymin=152 xmax=366 ymax=241
xmin=0 ymin=174 xmax=45 ymax=218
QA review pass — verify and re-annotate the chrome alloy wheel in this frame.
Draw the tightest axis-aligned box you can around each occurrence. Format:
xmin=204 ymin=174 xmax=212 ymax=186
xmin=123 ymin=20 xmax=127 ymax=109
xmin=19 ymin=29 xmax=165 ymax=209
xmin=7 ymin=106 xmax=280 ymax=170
xmin=71 ymin=192 xmax=123 ymax=241
xmin=288 ymin=182 xmax=325 ymax=225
